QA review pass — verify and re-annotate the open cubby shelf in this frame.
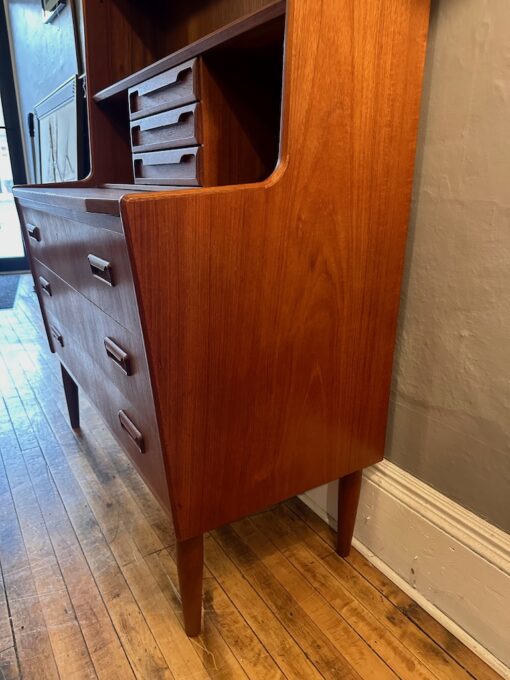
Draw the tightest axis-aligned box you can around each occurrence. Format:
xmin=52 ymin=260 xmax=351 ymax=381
xmin=93 ymin=1 xmax=286 ymax=102
xmin=87 ymin=0 xmax=286 ymax=188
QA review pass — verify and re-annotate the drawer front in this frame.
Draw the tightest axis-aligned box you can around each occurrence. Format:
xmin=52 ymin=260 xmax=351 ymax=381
xmin=133 ymin=147 xmax=201 ymax=186
xmin=46 ymin=310 xmax=170 ymax=511
xmin=21 ymin=206 xmax=139 ymax=332
xmin=130 ymin=103 xmax=202 ymax=153
xmin=129 ymin=58 xmax=200 ymax=120
xmin=33 ymin=260 xmax=148 ymax=410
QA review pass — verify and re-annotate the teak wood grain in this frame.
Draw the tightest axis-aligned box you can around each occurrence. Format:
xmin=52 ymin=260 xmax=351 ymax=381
xmin=121 ymin=0 xmax=431 ymax=540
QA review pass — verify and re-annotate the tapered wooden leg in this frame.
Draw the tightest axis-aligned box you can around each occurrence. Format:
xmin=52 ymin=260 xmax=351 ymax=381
xmin=61 ymin=363 xmax=80 ymax=429
xmin=336 ymin=470 xmax=363 ymax=557
xmin=176 ymin=535 xmax=203 ymax=636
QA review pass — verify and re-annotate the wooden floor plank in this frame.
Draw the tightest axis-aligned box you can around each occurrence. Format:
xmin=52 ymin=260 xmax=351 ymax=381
xmin=0 ymin=646 xmax=20 ymax=680
xmin=0 ymin=275 xmax=502 ymax=680
xmin=0 ymin=362 xmax=175 ymax=680
xmin=213 ymin=527 xmax=362 ymax=680
xmin=0 ymin=407 xmax=60 ymax=680
xmin=21 ymin=442 xmax=137 ymax=680
xmin=146 ymin=550 xmax=253 ymax=679
xmin=205 ymin=534 xmax=325 ymax=679
xmin=281 ymin=502 xmax=475 ymax=680
xmin=0 ymin=414 xmax=97 ymax=680
xmin=242 ymin=513 xmax=435 ymax=680
xmin=344 ymin=549 xmax=504 ymax=680
xmin=154 ymin=547 xmax=286 ymax=679
xmin=0 ymin=533 xmax=20 ymax=680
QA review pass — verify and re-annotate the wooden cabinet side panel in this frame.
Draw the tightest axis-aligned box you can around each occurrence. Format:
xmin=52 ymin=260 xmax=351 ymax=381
xmin=122 ymin=0 xmax=431 ymax=539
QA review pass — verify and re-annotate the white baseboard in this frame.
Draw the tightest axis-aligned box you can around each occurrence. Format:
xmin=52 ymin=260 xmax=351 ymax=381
xmin=300 ymin=460 xmax=510 ymax=678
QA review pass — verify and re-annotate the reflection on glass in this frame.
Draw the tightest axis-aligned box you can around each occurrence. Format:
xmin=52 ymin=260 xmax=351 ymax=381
xmin=0 ymin=94 xmax=24 ymax=260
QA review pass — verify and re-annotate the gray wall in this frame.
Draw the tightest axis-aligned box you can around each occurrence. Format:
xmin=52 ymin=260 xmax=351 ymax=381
xmin=386 ymin=0 xmax=510 ymax=532
xmin=5 ymin=0 xmax=82 ymax=181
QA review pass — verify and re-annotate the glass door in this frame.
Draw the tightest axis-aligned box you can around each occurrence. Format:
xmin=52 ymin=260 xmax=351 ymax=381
xmin=0 ymin=95 xmax=27 ymax=272
xmin=0 ymin=0 xmax=28 ymax=273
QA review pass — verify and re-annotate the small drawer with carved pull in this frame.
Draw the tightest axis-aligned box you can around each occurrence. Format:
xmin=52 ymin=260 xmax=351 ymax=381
xmin=130 ymin=103 xmax=201 ymax=153
xmin=129 ymin=58 xmax=200 ymax=120
xmin=133 ymin=147 xmax=201 ymax=186
xmin=18 ymin=205 xmax=138 ymax=332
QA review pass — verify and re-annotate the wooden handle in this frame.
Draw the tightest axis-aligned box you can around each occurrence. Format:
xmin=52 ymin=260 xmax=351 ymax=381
xmin=38 ymin=276 xmax=52 ymax=296
xmin=134 ymin=65 xmax=192 ymax=98
xmin=87 ymin=254 xmax=114 ymax=286
xmin=50 ymin=325 xmax=64 ymax=347
xmin=26 ymin=223 xmax=41 ymax=242
xmin=104 ymin=337 xmax=131 ymax=375
xmin=136 ymin=108 xmax=194 ymax=132
xmin=135 ymin=151 xmax=194 ymax=168
xmin=118 ymin=410 xmax=144 ymax=453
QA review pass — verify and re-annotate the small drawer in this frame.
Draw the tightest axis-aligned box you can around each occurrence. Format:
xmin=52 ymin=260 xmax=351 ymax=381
xmin=130 ymin=103 xmax=201 ymax=153
xmin=133 ymin=147 xmax=201 ymax=186
xmin=45 ymin=310 xmax=170 ymax=511
xmin=129 ymin=58 xmax=200 ymax=120
xmin=32 ymin=260 xmax=146 ymax=407
xmin=20 ymin=206 xmax=139 ymax=332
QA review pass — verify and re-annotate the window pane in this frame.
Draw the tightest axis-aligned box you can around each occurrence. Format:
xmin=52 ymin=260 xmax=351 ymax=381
xmin=0 ymin=120 xmax=24 ymax=260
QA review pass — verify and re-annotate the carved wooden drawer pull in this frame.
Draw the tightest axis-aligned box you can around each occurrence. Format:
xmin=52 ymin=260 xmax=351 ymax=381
xmin=104 ymin=337 xmax=131 ymax=375
xmin=27 ymin=223 xmax=41 ymax=242
xmin=118 ymin=410 xmax=144 ymax=453
xmin=87 ymin=254 xmax=114 ymax=286
xmin=38 ymin=276 xmax=52 ymax=297
xmin=50 ymin=325 xmax=64 ymax=348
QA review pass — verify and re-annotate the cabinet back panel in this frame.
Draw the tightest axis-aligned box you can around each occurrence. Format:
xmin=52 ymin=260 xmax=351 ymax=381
xmin=160 ymin=0 xmax=279 ymax=54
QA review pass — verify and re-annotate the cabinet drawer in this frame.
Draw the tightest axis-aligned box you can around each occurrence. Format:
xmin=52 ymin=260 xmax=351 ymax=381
xmin=130 ymin=103 xmax=201 ymax=153
xmin=133 ymin=147 xmax=201 ymax=186
xmin=46 ymin=311 xmax=170 ymax=511
xmin=33 ymin=261 xmax=148 ymax=408
xmin=21 ymin=206 xmax=139 ymax=332
xmin=129 ymin=58 xmax=200 ymax=120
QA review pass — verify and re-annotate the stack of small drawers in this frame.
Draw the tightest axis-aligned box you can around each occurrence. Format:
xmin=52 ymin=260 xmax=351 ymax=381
xmin=129 ymin=58 xmax=203 ymax=187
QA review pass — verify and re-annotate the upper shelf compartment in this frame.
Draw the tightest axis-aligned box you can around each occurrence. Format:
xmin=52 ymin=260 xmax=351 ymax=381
xmin=93 ymin=1 xmax=286 ymax=102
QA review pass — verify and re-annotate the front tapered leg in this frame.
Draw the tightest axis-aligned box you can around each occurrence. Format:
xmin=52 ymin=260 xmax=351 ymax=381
xmin=336 ymin=470 xmax=362 ymax=557
xmin=61 ymin=363 xmax=80 ymax=429
xmin=177 ymin=535 xmax=203 ymax=636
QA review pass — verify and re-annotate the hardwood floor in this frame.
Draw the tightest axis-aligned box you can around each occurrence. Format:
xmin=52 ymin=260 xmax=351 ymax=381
xmin=0 ymin=274 xmax=501 ymax=680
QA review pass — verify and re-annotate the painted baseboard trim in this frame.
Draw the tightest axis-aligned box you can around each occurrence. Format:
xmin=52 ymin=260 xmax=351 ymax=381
xmin=300 ymin=460 xmax=510 ymax=678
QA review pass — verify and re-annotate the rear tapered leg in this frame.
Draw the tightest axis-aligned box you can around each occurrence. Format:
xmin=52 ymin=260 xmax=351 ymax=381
xmin=336 ymin=470 xmax=363 ymax=557
xmin=61 ymin=363 xmax=80 ymax=429
xmin=177 ymin=535 xmax=203 ymax=636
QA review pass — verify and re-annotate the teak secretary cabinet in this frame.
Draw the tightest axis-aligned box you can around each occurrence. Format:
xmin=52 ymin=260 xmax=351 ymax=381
xmin=14 ymin=0 xmax=431 ymax=636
